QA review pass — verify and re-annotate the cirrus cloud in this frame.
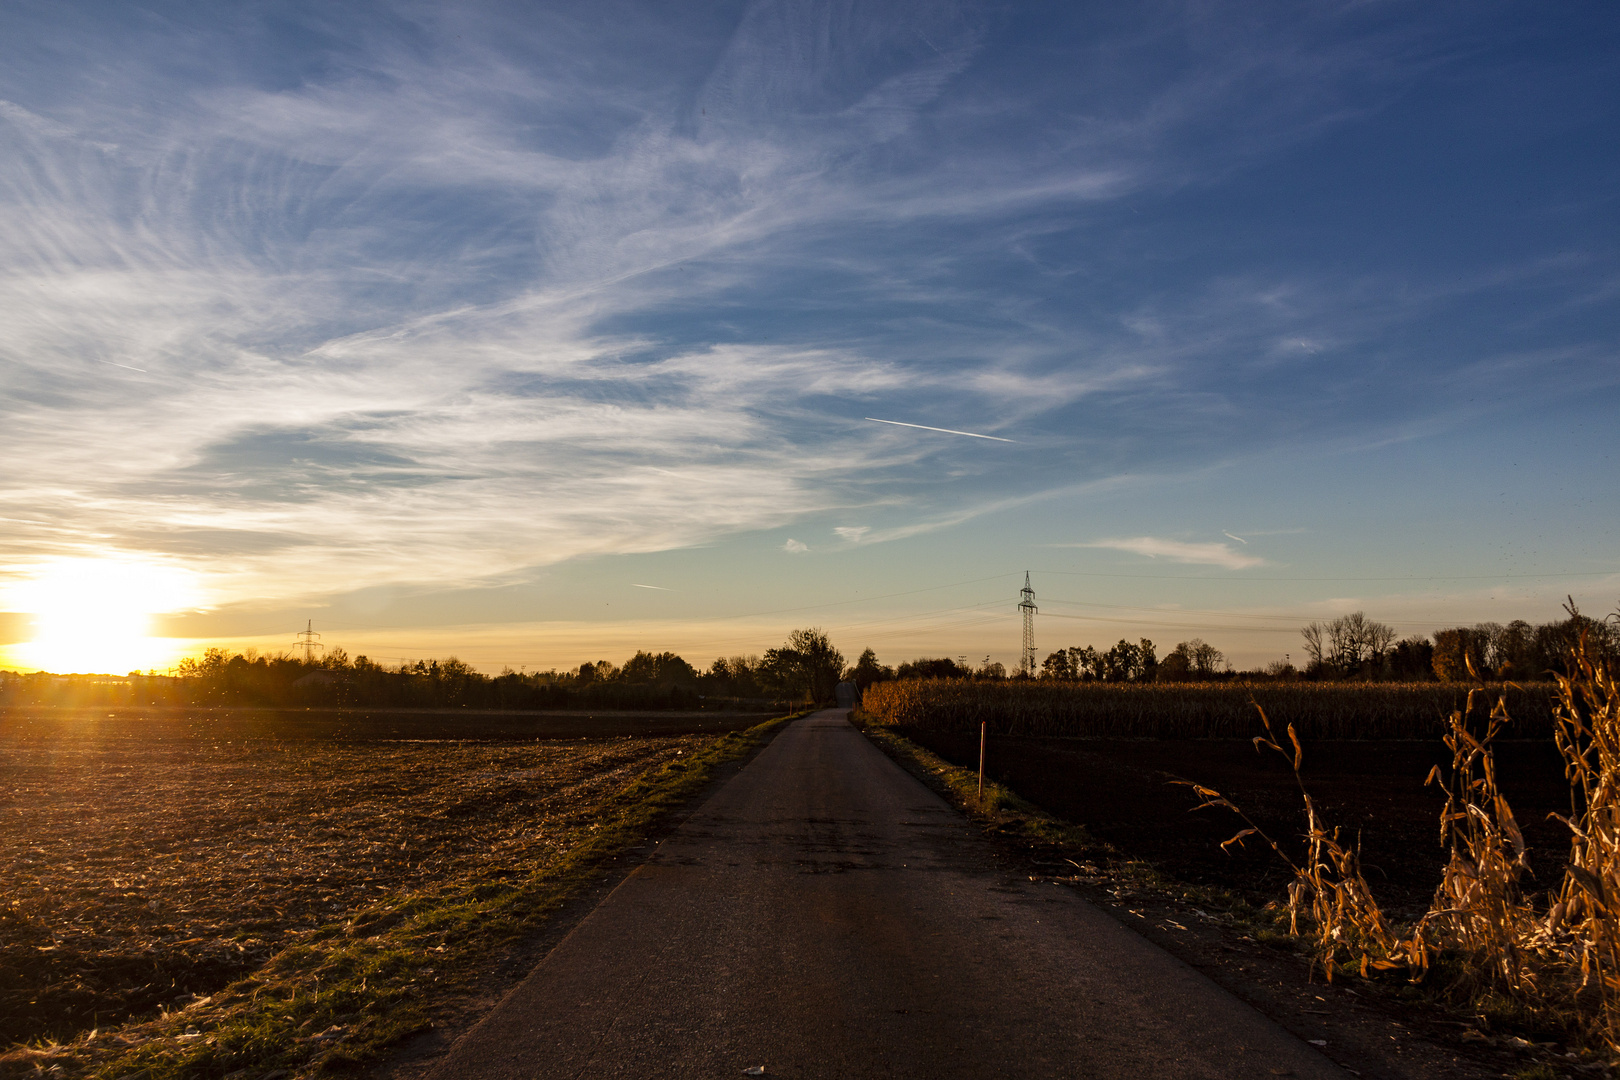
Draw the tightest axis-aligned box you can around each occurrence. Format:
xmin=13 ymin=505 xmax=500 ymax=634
xmin=0 ymin=0 xmax=1611 ymax=630
xmin=1078 ymin=536 xmax=1266 ymax=570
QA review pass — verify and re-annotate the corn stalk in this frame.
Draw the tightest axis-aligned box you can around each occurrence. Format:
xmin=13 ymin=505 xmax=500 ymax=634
xmin=1182 ymin=705 xmax=1421 ymax=982
xmin=1192 ymin=611 xmax=1620 ymax=1049
xmin=1415 ymin=681 xmax=1540 ymax=997
xmin=1547 ymin=611 xmax=1620 ymax=1040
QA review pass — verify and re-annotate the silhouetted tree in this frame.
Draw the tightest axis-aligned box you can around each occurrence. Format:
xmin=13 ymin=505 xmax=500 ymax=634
xmin=897 ymin=657 xmax=971 ymax=680
xmin=1301 ymin=613 xmax=1395 ymax=677
xmin=848 ymin=648 xmax=894 ymax=690
xmin=763 ymin=628 xmax=845 ymax=703
xmin=1102 ymin=639 xmax=1155 ymax=682
xmin=621 ymin=650 xmax=697 ymax=685
xmin=1155 ymin=639 xmax=1225 ymax=680
xmin=1387 ymin=636 xmax=1435 ymax=680
xmin=1040 ymin=649 xmax=1078 ymax=680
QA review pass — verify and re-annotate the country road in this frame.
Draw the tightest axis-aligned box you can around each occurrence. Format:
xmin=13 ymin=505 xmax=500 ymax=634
xmin=428 ymin=709 xmax=1347 ymax=1079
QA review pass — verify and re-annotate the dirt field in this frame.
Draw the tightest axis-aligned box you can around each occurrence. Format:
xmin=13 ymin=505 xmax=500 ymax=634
xmin=0 ymin=707 xmax=767 ymax=1049
xmin=900 ymin=729 xmax=1575 ymax=917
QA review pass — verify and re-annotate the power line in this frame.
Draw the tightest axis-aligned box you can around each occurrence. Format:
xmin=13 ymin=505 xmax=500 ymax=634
xmin=171 ymin=564 xmax=1619 ymax=673
xmin=1038 ymin=597 xmax=1317 ymax=623
xmin=1030 ymin=567 xmax=1620 ymax=582
xmin=184 ymin=565 xmax=1615 ymax=646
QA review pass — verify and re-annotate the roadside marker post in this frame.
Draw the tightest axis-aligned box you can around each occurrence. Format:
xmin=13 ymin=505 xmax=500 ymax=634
xmin=978 ymin=721 xmax=986 ymax=804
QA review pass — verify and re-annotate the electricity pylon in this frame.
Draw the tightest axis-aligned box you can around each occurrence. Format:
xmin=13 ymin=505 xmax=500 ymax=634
xmin=1018 ymin=571 xmax=1038 ymax=677
xmin=296 ymin=620 xmax=323 ymax=664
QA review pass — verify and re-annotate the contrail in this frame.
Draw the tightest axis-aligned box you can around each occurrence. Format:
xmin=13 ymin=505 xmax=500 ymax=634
xmin=1223 ymin=531 xmax=1248 ymax=545
xmin=97 ymin=359 xmax=148 ymax=373
xmin=630 ymin=583 xmax=671 ymax=590
xmin=864 ymin=417 xmax=1014 ymax=442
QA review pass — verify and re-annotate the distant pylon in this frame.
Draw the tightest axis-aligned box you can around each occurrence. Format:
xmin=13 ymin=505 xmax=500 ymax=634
xmin=1018 ymin=571 xmax=1038 ymax=677
xmin=296 ymin=620 xmax=323 ymax=664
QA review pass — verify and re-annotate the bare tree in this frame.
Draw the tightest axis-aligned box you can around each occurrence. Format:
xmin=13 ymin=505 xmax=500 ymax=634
xmin=1305 ymin=613 xmax=1396 ymax=674
xmin=1161 ymin=639 xmax=1227 ymax=679
xmin=1301 ymin=622 xmax=1327 ymax=668
xmin=1189 ymin=639 xmax=1227 ymax=676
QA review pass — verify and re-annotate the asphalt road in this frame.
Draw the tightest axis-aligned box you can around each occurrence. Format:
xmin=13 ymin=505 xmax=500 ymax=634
xmin=429 ymin=710 xmax=1347 ymax=1079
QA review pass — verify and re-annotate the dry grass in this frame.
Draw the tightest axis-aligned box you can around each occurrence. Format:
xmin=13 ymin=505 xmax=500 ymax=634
xmin=860 ymin=679 xmax=1557 ymax=740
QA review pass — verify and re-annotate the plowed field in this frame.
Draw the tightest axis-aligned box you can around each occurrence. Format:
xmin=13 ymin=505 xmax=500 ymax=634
xmin=0 ymin=708 xmax=765 ymax=1049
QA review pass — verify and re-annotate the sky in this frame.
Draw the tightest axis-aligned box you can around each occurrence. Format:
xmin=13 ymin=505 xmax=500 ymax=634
xmin=0 ymin=0 xmax=1616 ymax=675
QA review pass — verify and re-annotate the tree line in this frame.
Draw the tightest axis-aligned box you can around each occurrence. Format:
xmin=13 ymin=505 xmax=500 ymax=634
xmin=1017 ymin=607 xmax=1618 ymax=685
xmin=169 ymin=626 xmax=853 ymax=709
xmin=1003 ymin=605 xmax=1620 ymax=685
xmin=0 ymin=628 xmax=854 ymax=710
xmin=1024 ymin=638 xmax=1230 ymax=683
xmin=1300 ymin=607 xmax=1619 ymax=682
xmin=3 ymin=606 xmax=1613 ymax=708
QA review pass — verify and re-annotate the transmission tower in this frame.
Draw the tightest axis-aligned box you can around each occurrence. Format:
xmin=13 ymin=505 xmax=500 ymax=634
xmin=1018 ymin=571 xmax=1038 ymax=677
xmin=296 ymin=620 xmax=324 ymax=664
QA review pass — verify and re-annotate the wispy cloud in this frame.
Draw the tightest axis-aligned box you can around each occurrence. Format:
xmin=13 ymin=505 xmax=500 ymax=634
xmin=0 ymin=3 xmax=1106 ymax=603
xmin=783 ymin=539 xmax=809 ymax=554
xmin=0 ymin=0 xmax=1609 ymax=620
xmin=1080 ymin=537 xmax=1266 ymax=570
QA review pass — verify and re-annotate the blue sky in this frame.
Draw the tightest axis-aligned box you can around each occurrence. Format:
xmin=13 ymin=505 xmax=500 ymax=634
xmin=1 ymin=0 xmax=1616 ymax=672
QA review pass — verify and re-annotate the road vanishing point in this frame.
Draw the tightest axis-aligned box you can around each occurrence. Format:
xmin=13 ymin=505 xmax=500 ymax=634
xmin=429 ymin=709 xmax=1348 ymax=1079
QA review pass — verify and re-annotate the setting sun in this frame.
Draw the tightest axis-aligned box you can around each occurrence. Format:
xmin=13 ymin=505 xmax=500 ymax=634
xmin=3 ymin=559 xmax=199 ymax=674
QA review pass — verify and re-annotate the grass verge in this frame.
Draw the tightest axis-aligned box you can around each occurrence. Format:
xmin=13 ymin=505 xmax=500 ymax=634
xmin=859 ymin=720 xmax=1368 ymax=963
xmin=858 ymin=719 xmax=1205 ymax=898
xmin=5 ymin=712 xmax=802 ymax=1080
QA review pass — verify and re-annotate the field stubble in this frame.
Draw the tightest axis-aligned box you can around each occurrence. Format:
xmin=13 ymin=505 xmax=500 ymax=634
xmin=0 ymin=707 xmax=776 ymax=1077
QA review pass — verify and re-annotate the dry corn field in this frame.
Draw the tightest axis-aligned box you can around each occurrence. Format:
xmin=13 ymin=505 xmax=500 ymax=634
xmin=1189 ymin=638 xmax=1620 ymax=1053
xmin=860 ymin=678 xmax=1557 ymax=739
xmin=0 ymin=708 xmax=758 ymax=1055
xmin=878 ymin=629 xmax=1620 ymax=1054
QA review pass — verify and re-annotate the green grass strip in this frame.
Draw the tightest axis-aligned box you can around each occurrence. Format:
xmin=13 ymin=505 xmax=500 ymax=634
xmin=856 ymin=719 xmax=1267 ymax=923
xmin=857 ymin=721 xmax=1097 ymax=844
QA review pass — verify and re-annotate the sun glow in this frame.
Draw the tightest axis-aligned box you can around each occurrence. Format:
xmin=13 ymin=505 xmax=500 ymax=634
xmin=4 ymin=559 xmax=200 ymax=674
